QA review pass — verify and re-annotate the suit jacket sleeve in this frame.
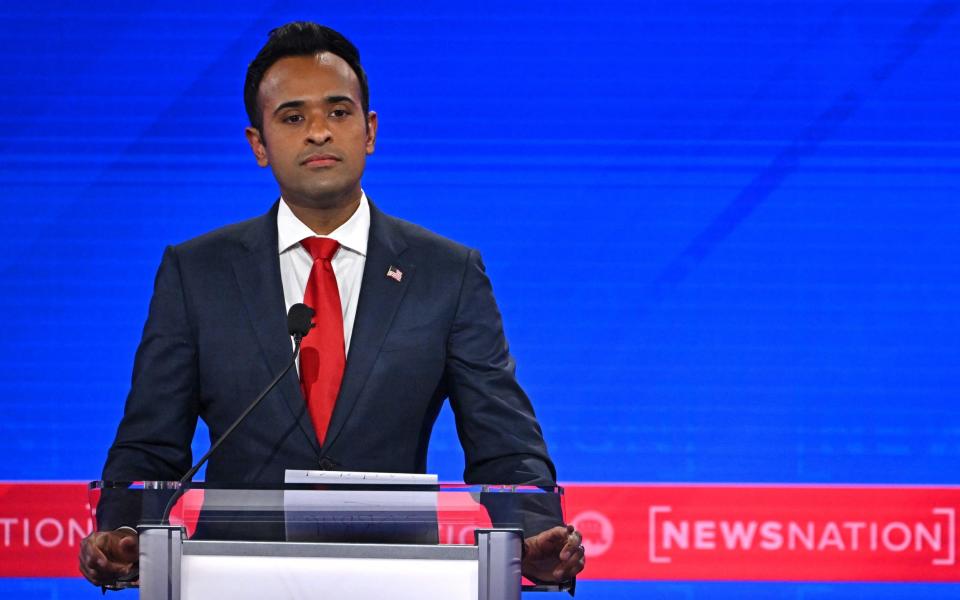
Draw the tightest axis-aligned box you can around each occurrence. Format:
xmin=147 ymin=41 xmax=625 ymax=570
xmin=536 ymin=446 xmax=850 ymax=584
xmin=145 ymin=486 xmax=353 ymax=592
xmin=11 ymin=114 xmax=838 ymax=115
xmin=445 ymin=249 xmax=556 ymax=486
xmin=444 ymin=249 xmax=564 ymax=537
xmin=98 ymin=246 xmax=200 ymax=529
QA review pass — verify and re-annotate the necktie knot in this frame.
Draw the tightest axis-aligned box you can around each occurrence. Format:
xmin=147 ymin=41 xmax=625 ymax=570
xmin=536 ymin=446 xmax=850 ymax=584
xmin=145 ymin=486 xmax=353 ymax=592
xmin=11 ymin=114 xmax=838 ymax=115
xmin=300 ymin=237 xmax=340 ymax=261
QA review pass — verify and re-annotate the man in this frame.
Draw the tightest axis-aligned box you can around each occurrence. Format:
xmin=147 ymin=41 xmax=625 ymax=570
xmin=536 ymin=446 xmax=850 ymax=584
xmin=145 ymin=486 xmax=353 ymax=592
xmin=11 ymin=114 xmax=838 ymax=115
xmin=79 ymin=21 xmax=584 ymax=589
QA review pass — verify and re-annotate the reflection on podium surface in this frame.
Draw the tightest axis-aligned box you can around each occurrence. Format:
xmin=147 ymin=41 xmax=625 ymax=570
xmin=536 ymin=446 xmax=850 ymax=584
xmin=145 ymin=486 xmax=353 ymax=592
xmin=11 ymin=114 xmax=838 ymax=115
xmin=90 ymin=480 xmax=565 ymax=543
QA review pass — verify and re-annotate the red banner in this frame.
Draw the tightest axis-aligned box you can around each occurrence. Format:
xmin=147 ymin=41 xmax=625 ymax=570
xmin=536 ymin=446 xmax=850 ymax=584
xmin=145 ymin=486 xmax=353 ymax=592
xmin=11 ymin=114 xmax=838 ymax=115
xmin=3 ymin=482 xmax=960 ymax=581
xmin=0 ymin=483 xmax=92 ymax=577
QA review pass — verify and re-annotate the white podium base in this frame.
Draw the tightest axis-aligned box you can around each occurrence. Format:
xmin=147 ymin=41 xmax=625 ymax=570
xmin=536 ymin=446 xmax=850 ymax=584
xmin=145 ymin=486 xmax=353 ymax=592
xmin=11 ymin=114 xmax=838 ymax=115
xmin=182 ymin=555 xmax=477 ymax=600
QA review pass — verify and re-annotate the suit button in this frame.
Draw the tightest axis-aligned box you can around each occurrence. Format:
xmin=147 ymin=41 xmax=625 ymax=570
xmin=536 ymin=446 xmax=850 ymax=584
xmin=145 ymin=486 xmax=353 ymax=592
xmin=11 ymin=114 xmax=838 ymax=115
xmin=318 ymin=457 xmax=337 ymax=470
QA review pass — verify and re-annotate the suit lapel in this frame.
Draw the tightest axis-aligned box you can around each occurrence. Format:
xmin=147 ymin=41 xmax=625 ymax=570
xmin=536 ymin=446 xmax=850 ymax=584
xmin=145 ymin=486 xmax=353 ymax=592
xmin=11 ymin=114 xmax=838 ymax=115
xmin=322 ymin=202 xmax=414 ymax=452
xmin=232 ymin=202 xmax=321 ymax=456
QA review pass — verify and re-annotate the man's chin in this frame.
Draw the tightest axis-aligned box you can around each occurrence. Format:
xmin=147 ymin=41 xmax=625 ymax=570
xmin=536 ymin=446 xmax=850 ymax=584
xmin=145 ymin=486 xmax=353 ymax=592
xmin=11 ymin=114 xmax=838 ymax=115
xmin=283 ymin=185 xmax=362 ymax=211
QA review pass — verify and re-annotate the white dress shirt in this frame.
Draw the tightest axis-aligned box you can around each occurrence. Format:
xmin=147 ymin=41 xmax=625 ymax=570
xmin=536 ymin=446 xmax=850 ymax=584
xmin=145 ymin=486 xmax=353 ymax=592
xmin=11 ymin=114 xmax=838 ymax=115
xmin=277 ymin=194 xmax=369 ymax=354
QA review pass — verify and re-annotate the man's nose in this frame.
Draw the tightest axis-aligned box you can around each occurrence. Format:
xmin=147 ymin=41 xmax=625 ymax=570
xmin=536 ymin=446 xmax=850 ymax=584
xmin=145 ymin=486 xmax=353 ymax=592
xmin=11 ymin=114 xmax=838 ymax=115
xmin=306 ymin=117 xmax=332 ymax=144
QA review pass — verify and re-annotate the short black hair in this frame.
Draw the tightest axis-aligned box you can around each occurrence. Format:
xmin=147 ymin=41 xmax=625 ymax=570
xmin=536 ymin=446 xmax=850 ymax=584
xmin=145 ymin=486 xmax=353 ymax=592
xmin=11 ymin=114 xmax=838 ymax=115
xmin=244 ymin=21 xmax=370 ymax=132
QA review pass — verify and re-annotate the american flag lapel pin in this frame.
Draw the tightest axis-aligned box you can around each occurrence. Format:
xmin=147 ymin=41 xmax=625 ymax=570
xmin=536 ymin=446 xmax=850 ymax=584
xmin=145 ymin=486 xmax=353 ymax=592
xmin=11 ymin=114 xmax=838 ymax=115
xmin=386 ymin=265 xmax=403 ymax=283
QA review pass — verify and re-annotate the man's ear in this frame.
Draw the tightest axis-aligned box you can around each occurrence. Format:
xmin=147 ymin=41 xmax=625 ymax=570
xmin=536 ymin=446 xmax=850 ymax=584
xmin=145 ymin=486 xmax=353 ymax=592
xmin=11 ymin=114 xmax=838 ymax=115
xmin=365 ymin=111 xmax=378 ymax=155
xmin=244 ymin=126 xmax=269 ymax=167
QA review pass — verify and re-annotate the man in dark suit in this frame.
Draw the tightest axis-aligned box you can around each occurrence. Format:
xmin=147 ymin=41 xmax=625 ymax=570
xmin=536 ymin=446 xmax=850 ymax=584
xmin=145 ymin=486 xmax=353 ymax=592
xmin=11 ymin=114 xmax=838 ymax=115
xmin=80 ymin=21 xmax=584 ymax=588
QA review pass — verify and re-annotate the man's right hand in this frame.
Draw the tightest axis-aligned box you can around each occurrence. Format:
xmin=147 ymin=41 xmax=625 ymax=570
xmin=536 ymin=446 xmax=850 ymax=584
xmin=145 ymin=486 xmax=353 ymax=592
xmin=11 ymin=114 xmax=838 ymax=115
xmin=78 ymin=529 xmax=139 ymax=587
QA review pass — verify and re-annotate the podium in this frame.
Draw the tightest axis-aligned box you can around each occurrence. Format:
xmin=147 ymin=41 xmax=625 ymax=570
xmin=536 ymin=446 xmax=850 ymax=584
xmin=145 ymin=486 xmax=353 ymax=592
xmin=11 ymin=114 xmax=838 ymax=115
xmin=89 ymin=481 xmax=568 ymax=600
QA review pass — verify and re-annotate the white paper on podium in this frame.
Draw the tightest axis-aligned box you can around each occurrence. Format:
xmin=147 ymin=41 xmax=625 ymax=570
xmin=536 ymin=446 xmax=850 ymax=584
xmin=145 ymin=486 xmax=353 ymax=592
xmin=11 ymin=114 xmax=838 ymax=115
xmin=283 ymin=470 xmax=439 ymax=542
xmin=283 ymin=470 xmax=437 ymax=511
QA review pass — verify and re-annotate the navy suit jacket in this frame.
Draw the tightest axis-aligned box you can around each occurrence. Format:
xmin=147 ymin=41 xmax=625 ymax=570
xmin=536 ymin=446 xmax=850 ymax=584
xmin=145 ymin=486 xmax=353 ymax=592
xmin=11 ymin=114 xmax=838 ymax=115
xmin=101 ymin=201 xmax=556 ymax=520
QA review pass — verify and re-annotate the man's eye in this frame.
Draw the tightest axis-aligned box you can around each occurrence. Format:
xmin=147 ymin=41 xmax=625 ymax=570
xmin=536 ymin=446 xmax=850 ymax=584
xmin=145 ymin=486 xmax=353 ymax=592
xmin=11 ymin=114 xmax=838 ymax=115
xmin=283 ymin=114 xmax=304 ymax=123
xmin=330 ymin=109 xmax=350 ymax=118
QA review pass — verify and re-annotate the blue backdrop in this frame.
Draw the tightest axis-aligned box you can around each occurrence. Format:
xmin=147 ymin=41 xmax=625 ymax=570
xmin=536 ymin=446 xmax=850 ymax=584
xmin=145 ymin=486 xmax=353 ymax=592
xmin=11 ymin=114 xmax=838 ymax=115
xmin=1 ymin=1 xmax=958 ymax=597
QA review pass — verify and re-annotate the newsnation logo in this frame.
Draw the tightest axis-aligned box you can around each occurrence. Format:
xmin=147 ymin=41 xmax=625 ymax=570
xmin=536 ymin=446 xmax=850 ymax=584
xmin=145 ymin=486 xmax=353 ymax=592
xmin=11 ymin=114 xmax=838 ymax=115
xmin=1 ymin=483 xmax=959 ymax=581
xmin=649 ymin=506 xmax=953 ymax=563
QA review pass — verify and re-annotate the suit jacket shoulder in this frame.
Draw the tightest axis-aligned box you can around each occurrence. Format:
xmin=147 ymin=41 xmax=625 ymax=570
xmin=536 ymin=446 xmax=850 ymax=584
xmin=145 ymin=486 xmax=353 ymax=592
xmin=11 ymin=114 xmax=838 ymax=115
xmin=171 ymin=205 xmax=278 ymax=265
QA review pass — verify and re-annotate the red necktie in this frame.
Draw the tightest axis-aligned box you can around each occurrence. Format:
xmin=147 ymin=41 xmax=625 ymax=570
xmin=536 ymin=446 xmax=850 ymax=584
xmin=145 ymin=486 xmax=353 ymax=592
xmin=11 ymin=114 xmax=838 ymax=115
xmin=298 ymin=237 xmax=346 ymax=445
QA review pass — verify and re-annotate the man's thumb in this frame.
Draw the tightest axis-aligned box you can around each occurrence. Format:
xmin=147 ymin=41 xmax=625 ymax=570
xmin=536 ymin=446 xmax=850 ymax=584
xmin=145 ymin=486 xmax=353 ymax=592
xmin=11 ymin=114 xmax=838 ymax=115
xmin=115 ymin=534 xmax=138 ymax=561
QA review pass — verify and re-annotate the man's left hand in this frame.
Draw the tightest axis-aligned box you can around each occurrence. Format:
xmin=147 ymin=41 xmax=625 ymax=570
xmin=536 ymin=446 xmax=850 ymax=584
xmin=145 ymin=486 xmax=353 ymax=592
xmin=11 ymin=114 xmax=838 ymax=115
xmin=522 ymin=524 xmax=585 ymax=584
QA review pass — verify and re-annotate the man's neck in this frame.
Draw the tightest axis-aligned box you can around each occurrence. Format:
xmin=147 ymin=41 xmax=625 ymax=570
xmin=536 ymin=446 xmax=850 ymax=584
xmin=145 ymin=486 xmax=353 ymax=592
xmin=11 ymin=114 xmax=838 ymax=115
xmin=284 ymin=195 xmax=362 ymax=235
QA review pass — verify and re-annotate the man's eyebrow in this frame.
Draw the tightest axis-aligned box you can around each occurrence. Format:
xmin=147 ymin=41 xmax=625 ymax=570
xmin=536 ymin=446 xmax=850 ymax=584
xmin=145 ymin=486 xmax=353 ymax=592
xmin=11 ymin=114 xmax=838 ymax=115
xmin=272 ymin=96 xmax=358 ymax=116
xmin=273 ymin=100 xmax=305 ymax=115
xmin=325 ymin=95 xmax=357 ymax=106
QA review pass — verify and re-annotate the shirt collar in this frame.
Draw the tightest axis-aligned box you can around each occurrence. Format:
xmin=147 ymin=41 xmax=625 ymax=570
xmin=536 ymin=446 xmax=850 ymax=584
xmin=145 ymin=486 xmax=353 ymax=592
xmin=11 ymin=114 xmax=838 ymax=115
xmin=277 ymin=192 xmax=370 ymax=257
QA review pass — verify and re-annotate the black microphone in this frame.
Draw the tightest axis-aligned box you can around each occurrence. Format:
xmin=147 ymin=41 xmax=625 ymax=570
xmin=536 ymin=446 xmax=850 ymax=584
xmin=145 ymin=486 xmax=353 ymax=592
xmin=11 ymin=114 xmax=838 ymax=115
xmin=287 ymin=302 xmax=315 ymax=341
xmin=161 ymin=303 xmax=315 ymax=524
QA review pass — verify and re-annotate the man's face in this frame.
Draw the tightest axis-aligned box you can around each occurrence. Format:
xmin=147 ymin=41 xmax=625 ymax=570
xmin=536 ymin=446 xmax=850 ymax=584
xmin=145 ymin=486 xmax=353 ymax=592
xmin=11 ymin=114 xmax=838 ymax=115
xmin=245 ymin=53 xmax=377 ymax=209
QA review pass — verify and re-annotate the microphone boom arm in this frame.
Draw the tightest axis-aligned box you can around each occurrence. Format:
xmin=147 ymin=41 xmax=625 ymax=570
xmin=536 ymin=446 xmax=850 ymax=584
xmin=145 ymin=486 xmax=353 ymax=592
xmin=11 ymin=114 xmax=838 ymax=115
xmin=160 ymin=330 xmax=306 ymax=525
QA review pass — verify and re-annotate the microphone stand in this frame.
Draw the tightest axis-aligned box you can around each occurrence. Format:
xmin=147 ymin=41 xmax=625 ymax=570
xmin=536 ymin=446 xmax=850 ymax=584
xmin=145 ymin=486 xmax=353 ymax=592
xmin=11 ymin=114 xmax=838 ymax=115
xmin=160 ymin=333 xmax=305 ymax=525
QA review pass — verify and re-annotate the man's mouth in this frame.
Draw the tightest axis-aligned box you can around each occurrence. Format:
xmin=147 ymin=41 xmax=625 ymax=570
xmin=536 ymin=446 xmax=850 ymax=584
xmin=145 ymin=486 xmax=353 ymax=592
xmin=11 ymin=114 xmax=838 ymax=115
xmin=301 ymin=153 xmax=341 ymax=167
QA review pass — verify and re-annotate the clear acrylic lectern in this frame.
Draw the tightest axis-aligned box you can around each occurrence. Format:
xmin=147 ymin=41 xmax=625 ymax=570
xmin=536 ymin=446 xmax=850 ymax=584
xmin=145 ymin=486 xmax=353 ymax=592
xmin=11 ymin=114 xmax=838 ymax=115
xmin=89 ymin=481 xmax=568 ymax=600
